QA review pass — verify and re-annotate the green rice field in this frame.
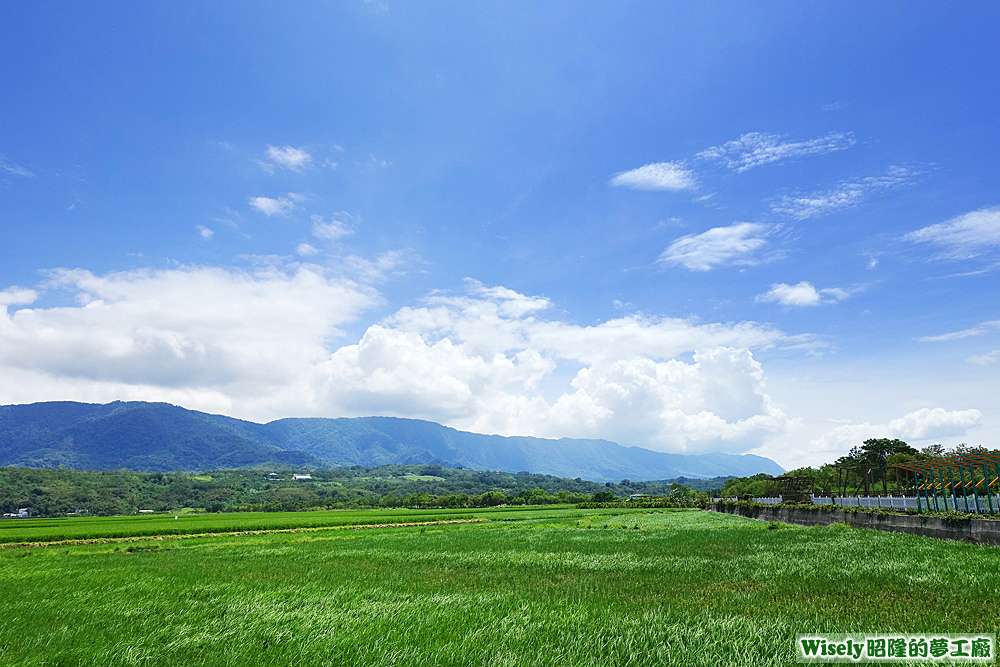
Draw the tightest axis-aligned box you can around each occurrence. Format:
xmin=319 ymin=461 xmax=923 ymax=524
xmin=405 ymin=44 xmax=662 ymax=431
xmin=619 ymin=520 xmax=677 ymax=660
xmin=0 ymin=505 xmax=559 ymax=544
xmin=2 ymin=507 xmax=999 ymax=666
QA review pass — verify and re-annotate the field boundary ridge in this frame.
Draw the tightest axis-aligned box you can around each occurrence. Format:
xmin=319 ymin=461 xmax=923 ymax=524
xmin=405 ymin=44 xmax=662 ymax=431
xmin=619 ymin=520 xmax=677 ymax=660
xmin=0 ymin=518 xmax=489 ymax=549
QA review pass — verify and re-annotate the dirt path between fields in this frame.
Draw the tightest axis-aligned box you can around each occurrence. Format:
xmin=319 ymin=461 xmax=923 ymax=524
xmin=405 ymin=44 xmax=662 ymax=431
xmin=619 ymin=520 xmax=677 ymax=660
xmin=0 ymin=518 xmax=491 ymax=549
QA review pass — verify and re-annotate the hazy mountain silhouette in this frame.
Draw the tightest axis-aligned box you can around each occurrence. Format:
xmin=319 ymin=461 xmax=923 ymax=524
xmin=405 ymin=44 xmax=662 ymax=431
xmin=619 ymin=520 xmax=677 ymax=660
xmin=0 ymin=401 xmax=783 ymax=481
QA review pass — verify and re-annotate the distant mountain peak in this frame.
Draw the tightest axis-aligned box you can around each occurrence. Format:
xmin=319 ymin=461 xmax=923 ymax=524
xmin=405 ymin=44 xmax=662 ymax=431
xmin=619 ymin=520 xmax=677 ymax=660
xmin=0 ymin=401 xmax=783 ymax=481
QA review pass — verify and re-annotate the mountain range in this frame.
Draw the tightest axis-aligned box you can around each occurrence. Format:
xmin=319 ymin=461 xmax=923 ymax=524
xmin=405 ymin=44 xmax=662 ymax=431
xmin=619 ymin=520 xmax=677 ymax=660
xmin=0 ymin=401 xmax=783 ymax=482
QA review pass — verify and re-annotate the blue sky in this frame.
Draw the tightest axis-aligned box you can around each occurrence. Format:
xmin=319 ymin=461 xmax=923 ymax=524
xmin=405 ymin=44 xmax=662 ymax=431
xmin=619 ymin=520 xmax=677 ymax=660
xmin=2 ymin=2 xmax=998 ymax=469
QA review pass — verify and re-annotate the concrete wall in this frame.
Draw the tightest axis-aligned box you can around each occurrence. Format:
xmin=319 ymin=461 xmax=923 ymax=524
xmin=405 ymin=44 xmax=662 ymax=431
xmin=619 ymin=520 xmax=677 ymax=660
xmin=708 ymin=503 xmax=1000 ymax=546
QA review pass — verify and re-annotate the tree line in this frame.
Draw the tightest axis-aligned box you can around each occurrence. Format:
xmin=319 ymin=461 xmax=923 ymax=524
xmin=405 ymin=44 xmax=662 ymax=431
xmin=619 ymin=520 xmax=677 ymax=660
xmin=718 ymin=439 xmax=996 ymax=499
xmin=0 ymin=464 xmax=725 ymax=517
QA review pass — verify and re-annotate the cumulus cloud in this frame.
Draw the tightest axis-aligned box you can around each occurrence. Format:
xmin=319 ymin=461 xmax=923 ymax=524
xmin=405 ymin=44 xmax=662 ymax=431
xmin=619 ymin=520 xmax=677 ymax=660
xmin=609 ymin=162 xmax=696 ymax=191
xmin=697 ymin=131 xmax=854 ymax=172
xmin=249 ymin=195 xmax=298 ymax=217
xmin=296 ymin=243 xmax=319 ymax=257
xmin=328 ymin=280 xmax=795 ymax=452
xmin=0 ymin=273 xmax=793 ymax=454
xmin=772 ymin=165 xmax=919 ymax=220
xmin=810 ymin=408 xmax=983 ymax=455
xmin=0 ymin=287 xmax=38 ymax=308
xmin=317 ymin=291 xmax=791 ymax=451
xmin=0 ymin=265 xmax=378 ymax=392
xmin=657 ymin=222 xmax=778 ymax=271
xmin=755 ymin=281 xmax=850 ymax=307
xmin=903 ymin=206 xmax=1000 ymax=260
xmin=262 ymin=145 xmax=312 ymax=172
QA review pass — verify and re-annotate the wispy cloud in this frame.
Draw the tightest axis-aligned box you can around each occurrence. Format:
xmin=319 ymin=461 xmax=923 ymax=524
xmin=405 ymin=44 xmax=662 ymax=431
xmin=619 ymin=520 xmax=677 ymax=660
xmin=771 ymin=165 xmax=920 ymax=220
xmin=967 ymin=350 xmax=1000 ymax=365
xmin=658 ymin=222 xmax=778 ymax=271
xmin=755 ymin=281 xmax=850 ymax=307
xmin=261 ymin=145 xmax=312 ymax=173
xmin=249 ymin=195 xmax=298 ymax=217
xmin=697 ymin=132 xmax=854 ymax=172
xmin=903 ymin=206 xmax=1000 ymax=260
xmin=311 ymin=213 xmax=355 ymax=240
xmin=917 ymin=319 xmax=1000 ymax=342
xmin=196 ymin=225 xmax=214 ymax=240
xmin=343 ymin=250 xmax=407 ymax=282
xmin=610 ymin=162 xmax=696 ymax=191
xmin=0 ymin=156 xmax=36 ymax=179
xmin=365 ymin=154 xmax=392 ymax=170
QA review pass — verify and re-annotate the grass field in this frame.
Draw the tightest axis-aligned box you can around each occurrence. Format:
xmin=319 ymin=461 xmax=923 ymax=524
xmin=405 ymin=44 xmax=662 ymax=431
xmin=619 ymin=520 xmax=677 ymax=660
xmin=2 ymin=507 xmax=999 ymax=666
xmin=0 ymin=506 xmax=566 ymax=544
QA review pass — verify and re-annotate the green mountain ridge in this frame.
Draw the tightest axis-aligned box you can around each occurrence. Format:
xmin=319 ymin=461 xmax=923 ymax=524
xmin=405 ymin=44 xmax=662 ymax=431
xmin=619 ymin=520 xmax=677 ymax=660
xmin=0 ymin=401 xmax=784 ymax=482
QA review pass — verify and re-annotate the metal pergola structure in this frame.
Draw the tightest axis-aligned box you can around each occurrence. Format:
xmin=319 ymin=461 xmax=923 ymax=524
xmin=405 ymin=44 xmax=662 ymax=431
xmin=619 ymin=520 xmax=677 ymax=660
xmin=834 ymin=464 xmax=890 ymax=497
xmin=894 ymin=450 xmax=1000 ymax=514
xmin=763 ymin=476 xmax=816 ymax=501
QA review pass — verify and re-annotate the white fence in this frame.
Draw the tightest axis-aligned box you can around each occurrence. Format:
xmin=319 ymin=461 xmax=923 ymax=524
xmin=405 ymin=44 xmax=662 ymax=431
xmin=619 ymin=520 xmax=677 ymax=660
xmin=712 ymin=493 xmax=1000 ymax=513
xmin=831 ymin=495 xmax=918 ymax=510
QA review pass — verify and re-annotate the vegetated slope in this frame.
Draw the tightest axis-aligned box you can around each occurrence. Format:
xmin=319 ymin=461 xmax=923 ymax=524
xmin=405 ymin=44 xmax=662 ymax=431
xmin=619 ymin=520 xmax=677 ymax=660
xmin=0 ymin=401 xmax=784 ymax=480
xmin=257 ymin=416 xmax=784 ymax=481
xmin=0 ymin=402 xmax=319 ymax=471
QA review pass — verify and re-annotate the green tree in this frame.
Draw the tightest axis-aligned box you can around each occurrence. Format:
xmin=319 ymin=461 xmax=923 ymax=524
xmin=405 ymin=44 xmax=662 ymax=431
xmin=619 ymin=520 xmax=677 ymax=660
xmin=922 ymin=444 xmax=946 ymax=457
xmin=839 ymin=439 xmax=916 ymax=467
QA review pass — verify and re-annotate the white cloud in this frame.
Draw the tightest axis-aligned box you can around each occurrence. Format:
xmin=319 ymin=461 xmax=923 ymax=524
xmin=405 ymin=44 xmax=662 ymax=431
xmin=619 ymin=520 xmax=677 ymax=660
xmin=197 ymin=225 xmax=214 ymax=240
xmin=0 ymin=266 xmax=377 ymax=393
xmin=697 ymin=131 xmax=854 ymax=172
xmin=296 ymin=243 xmax=319 ymax=257
xmin=341 ymin=250 xmax=407 ymax=283
xmin=609 ymin=162 xmax=696 ymax=191
xmin=657 ymin=222 xmax=778 ymax=271
xmin=387 ymin=280 xmax=787 ymax=366
xmin=917 ymin=320 xmax=1000 ymax=343
xmin=772 ymin=165 xmax=919 ymax=220
xmin=311 ymin=213 xmax=354 ymax=240
xmin=0 ymin=287 xmax=38 ymax=308
xmin=755 ymin=281 xmax=850 ymax=307
xmin=317 ymin=284 xmax=792 ymax=452
xmin=967 ymin=350 xmax=1000 ymax=366
xmin=0 ymin=156 xmax=36 ymax=178
xmin=903 ymin=207 xmax=1000 ymax=260
xmin=810 ymin=407 xmax=983 ymax=454
xmin=366 ymin=154 xmax=392 ymax=169
xmin=0 ymin=274 xmax=792 ymax=454
xmin=249 ymin=195 xmax=297 ymax=217
xmin=261 ymin=145 xmax=312 ymax=172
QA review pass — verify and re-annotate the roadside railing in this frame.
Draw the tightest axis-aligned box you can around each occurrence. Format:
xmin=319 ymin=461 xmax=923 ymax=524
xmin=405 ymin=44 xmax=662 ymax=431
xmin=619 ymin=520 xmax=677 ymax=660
xmin=710 ymin=494 xmax=1000 ymax=513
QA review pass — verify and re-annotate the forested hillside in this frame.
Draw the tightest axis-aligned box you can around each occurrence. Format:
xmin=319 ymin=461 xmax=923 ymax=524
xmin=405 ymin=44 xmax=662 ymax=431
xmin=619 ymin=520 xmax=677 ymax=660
xmin=0 ymin=401 xmax=783 ymax=481
xmin=0 ymin=464 xmax=729 ymax=516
